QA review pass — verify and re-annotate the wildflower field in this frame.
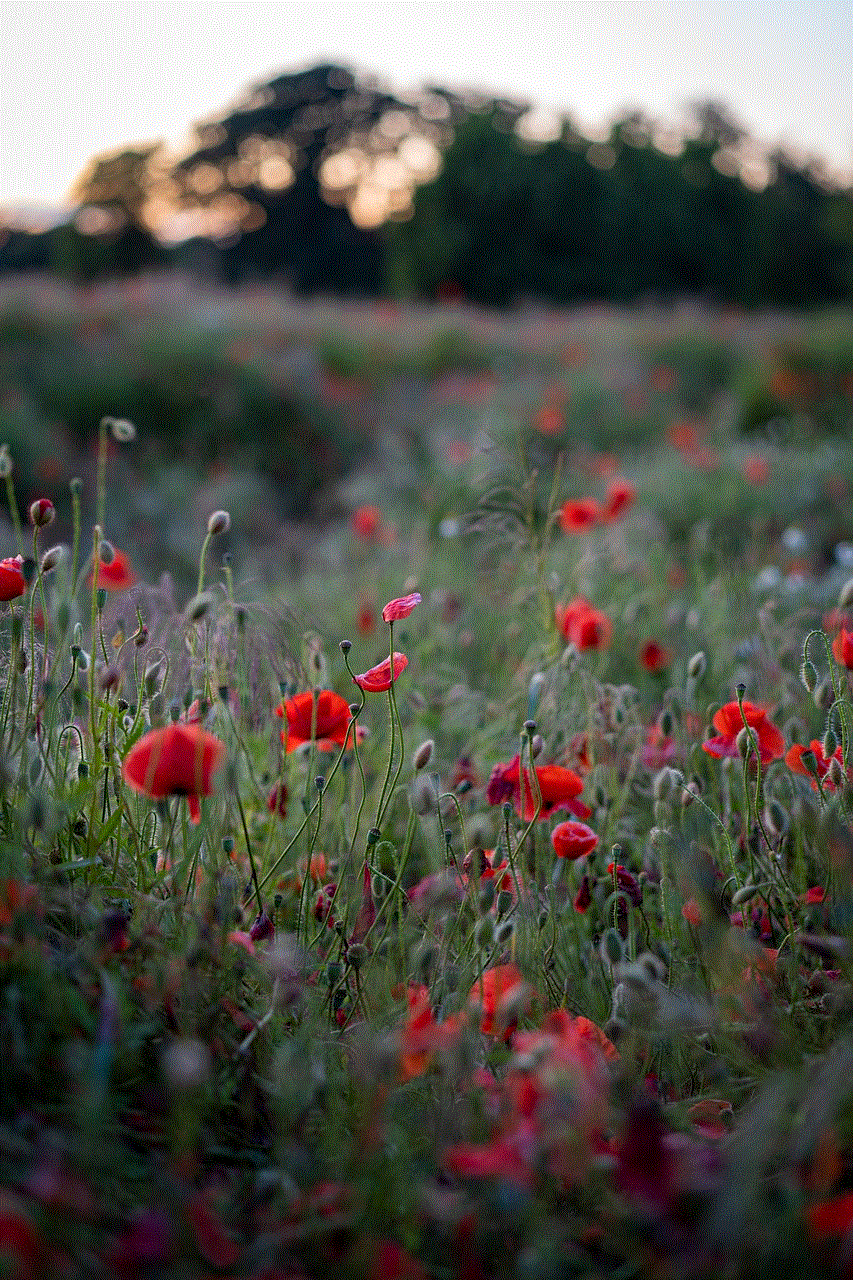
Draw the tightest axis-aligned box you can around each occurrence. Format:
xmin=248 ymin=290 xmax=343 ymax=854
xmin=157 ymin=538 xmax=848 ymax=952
xmin=2 ymin=283 xmax=853 ymax=1278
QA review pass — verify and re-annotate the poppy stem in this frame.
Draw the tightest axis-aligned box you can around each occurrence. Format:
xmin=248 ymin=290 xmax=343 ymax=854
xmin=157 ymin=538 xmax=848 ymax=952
xmin=235 ymin=787 xmax=263 ymax=915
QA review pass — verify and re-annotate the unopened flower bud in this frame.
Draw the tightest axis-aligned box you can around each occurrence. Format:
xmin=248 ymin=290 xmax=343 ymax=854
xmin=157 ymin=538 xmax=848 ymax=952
xmin=814 ymin=678 xmax=835 ymax=711
xmin=207 ymin=510 xmax=230 ymax=536
xmin=186 ymin=591 xmax=214 ymax=622
xmin=475 ymin=916 xmax=494 ymax=948
xmin=530 ymin=733 xmax=544 ymax=759
xmin=106 ymin=416 xmax=136 ymax=443
xmin=494 ymin=919 xmax=515 ymax=947
xmin=40 ymin=544 xmax=64 ymax=574
xmin=828 ymin=757 xmax=845 ymax=788
xmin=29 ymin=498 xmax=54 ymax=528
xmin=800 ymin=660 xmax=818 ymax=693
xmin=413 ymin=738 xmax=434 ymax=771
xmin=764 ymin=799 xmax=790 ymax=838
xmin=99 ymin=540 xmax=115 ymax=566
xmin=0 ymin=445 xmax=12 ymax=478
xmin=823 ymin=728 xmax=838 ymax=759
xmin=736 ymin=726 xmax=753 ymax=758
xmin=839 ymin=577 xmax=853 ymax=610
xmin=687 ymin=651 xmax=706 ymax=682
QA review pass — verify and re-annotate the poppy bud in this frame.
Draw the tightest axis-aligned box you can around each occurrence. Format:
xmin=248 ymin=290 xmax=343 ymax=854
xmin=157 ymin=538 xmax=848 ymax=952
xmin=736 ymin=726 xmax=753 ymax=759
xmin=530 ymin=733 xmax=544 ymax=759
xmin=814 ymin=678 xmax=835 ymax=711
xmin=0 ymin=445 xmax=12 ymax=478
xmin=99 ymin=540 xmax=115 ymax=566
xmin=496 ymin=890 xmax=514 ymax=918
xmin=475 ymin=916 xmax=494 ymax=948
xmin=800 ymin=660 xmax=818 ymax=692
xmin=839 ymin=577 xmax=853 ymax=610
xmin=823 ymin=727 xmax=838 ymax=758
xmin=601 ymin=928 xmax=624 ymax=965
xmin=687 ymin=651 xmax=706 ymax=681
xmin=40 ymin=545 xmax=64 ymax=574
xmin=764 ymin=799 xmax=789 ymax=838
xmin=494 ymin=919 xmax=515 ymax=947
xmin=207 ymin=510 xmax=231 ymax=536
xmin=828 ymin=756 xmax=845 ymax=788
xmin=658 ymin=707 xmax=675 ymax=737
xmin=731 ymin=883 xmax=761 ymax=905
xmin=29 ymin=498 xmax=54 ymax=527
xmin=413 ymin=738 xmax=434 ymax=770
xmin=186 ymin=591 xmax=214 ymax=622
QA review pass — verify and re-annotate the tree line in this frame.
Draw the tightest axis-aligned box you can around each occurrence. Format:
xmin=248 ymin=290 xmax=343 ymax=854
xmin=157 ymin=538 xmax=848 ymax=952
xmin=2 ymin=64 xmax=850 ymax=307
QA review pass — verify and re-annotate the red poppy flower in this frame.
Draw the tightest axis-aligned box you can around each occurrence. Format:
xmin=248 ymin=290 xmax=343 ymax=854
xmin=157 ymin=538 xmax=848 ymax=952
xmin=559 ymin=498 xmax=601 ymax=533
xmin=351 ymin=505 xmax=383 ymax=540
xmin=832 ymin=629 xmax=853 ymax=669
xmin=742 ymin=454 xmax=770 ymax=486
xmin=701 ymin=700 xmax=784 ymax=765
xmin=91 ymin=548 xmax=137 ymax=592
xmin=556 ymin=597 xmax=612 ymax=651
xmin=0 ymin=555 xmax=26 ymax=602
xmin=639 ymin=640 xmax=671 ymax=673
xmin=356 ymin=602 xmax=375 ymax=635
xmin=353 ymin=652 xmax=408 ymax=693
xmin=551 ymin=819 xmax=599 ymax=860
xmin=276 ymin=690 xmax=353 ymax=753
xmin=468 ymin=963 xmax=527 ymax=1036
xmin=805 ymin=1191 xmax=853 ymax=1240
xmin=535 ymin=402 xmax=564 ymax=436
xmin=786 ymin=740 xmax=850 ymax=791
xmin=122 ymin=723 xmax=226 ymax=823
xmin=487 ymin=755 xmax=590 ymax=821
xmin=382 ymin=592 xmax=421 ymax=623
xmin=602 ymin=477 xmax=636 ymax=522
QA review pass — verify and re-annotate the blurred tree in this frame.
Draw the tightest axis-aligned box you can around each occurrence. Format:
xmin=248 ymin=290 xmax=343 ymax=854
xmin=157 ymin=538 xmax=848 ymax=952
xmin=170 ymin=64 xmax=466 ymax=293
xmin=69 ymin=145 xmax=167 ymax=278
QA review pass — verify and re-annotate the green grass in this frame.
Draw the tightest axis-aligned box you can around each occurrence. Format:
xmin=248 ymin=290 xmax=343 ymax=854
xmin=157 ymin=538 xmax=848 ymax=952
xmin=0 ymin=289 xmax=852 ymax=1278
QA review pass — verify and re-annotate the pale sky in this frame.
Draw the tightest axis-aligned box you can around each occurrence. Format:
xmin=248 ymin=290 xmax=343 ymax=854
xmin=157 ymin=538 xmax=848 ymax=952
xmin=2 ymin=0 xmax=851 ymax=218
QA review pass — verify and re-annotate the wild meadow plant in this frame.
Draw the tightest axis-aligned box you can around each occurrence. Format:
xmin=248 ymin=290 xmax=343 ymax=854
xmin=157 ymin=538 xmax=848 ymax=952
xmin=2 ymin=388 xmax=853 ymax=1280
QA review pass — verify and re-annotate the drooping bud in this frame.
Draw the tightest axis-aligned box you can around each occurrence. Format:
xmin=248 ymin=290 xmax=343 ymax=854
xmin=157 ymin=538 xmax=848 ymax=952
xmin=103 ymin=416 xmax=136 ymax=443
xmin=800 ymin=660 xmax=818 ymax=693
xmin=186 ymin=591 xmax=215 ymax=622
xmin=40 ymin=544 xmax=64 ymax=574
xmin=207 ymin=510 xmax=231 ymax=536
xmin=814 ymin=678 xmax=835 ymax=711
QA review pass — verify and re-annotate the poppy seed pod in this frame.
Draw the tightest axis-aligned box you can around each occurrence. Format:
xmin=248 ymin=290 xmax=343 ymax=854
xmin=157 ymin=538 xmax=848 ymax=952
xmin=207 ymin=510 xmax=231 ymax=536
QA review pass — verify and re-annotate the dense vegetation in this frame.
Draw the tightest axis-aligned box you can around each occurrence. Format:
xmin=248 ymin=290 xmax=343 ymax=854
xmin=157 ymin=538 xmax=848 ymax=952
xmin=0 ymin=290 xmax=853 ymax=1277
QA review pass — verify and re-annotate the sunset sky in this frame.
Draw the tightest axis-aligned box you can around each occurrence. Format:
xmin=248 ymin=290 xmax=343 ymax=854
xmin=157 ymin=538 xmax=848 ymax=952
xmin=3 ymin=0 xmax=851 ymax=221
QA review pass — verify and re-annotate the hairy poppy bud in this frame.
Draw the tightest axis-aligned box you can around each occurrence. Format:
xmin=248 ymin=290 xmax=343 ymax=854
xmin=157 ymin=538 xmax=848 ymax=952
xmin=413 ymin=738 xmax=434 ymax=771
xmin=98 ymin=540 xmax=115 ymax=566
xmin=800 ymin=660 xmax=818 ymax=693
xmin=839 ymin=577 xmax=853 ymax=610
xmin=687 ymin=651 xmax=706 ymax=681
xmin=0 ymin=445 xmax=12 ymax=478
xmin=40 ymin=545 xmax=64 ymax=574
xmin=103 ymin=416 xmax=136 ymax=443
xmin=207 ymin=510 xmax=230 ymax=536
xmin=29 ymin=498 xmax=54 ymax=528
